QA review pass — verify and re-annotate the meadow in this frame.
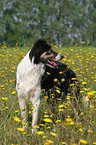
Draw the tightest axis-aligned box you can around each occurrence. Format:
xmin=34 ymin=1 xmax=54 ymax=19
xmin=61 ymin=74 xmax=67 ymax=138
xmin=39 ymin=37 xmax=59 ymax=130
xmin=0 ymin=44 xmax=96 ymax=145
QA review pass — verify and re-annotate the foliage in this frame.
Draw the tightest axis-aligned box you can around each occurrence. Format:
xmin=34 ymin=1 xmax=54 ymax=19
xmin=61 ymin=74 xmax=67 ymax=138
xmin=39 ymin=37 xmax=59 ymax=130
xmin=0 ymin=44 xmax=96 ymax=145
xmin=0 ymin=0 xmax=96 ymax=46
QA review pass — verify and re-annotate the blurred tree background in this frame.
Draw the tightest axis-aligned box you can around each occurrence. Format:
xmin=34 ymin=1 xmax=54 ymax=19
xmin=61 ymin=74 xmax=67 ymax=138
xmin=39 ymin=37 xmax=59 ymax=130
xmin=0 ymin=0 xmax=96 ymax=46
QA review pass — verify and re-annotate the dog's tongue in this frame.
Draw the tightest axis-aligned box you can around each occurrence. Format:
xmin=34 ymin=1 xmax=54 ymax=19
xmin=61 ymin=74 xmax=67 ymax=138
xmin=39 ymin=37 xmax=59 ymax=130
xmin=48 ymin=60 xmax=58 ymax=69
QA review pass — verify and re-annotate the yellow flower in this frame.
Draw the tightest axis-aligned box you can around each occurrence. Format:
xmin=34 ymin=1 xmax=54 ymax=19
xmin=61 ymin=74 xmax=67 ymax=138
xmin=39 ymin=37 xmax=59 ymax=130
xmin=34 ymin=126 xmax=39 ymax=129
xmin=58 ymin=104 xmax=65 ymax=108
xmin=17 ymin=128 xmax=24 ymax=132
xmin=62 ymin=142 xmax=67 ymax=144
xmin=47 ymin=72 xmax=50 ymax=75
xmin=87 ymin=129 xmax=93 ymax=133
xmin=50 ymin=132 xmax=57 ymax=136
xmin=46 ymin=140 xmax=54 ymax=144
xmin=79 ymin=128 xmax=83 ymax=132
xmin=87 ymin=91 xmax=94 ymax=96
xmin=80 ymin=91 xmax=84 ymax=93
xmin=71 ymin=78 xmax=77 ymax=80
xmin=13 ymin=117 xmax=21 ymax=122
xmin=65 ymin=118 xmax=72 ymax=123
xmin=22 ymin=122 xmax=27 ymax=126
xmin=80 ymin=139 xmax=88 ymax=144
xmin=93 ymin=142 xmax=96 ymax=144
xmin=39 ymin=124 xmax=44 ymax=126
xmin=37 ymin=131 xmax=44 ymax=135
xmin=1 ymin=97 xmax=8 ymax=100
xmin=28 ymin=110 xmax=31 ymax=114
xmin=82 ymin=42 xmax=85 ymax=44
xmin=15 ymin=110 xmax=19 ymax=113
xmin=23 ymin=132 xmax=26 ymax=134
xmin=31 ymin=107 xmax=35 ymax=110
xmin=61 ymin=78 xmax=65 ymax=82
xmin=56 ymin=90 xmax=61 ymax=93
xmin=82 ymin=82 xmax=86 ymax=85
xmin=59 ymin=109 xmax=64 ymax=112
xmin=59 ymin=71 xmax=62 ymax=74
xmin=54 ymin=78 xmax=58 ymax=82
xmin=81 ymin=112 xmax=84 ymax=115
xmin=1 ymin=85 xmax=4 ymax=87
xmin=44 ymin=118 xmax=52 ymax=123
xmin=47 ymin=126 xmax=51 ymax=129
xmin=12 ymin=91 xmax=16 ymax=94
xmin=5 ymin=107 xmax=8 ymax=109
xmin=42 ymin=136 xmax=47 ymax=139
xmin=44 ymin=115 xmax=49 ymax=117
xmin=90 ymin=105 xmax=94 ymax=109
xmin=70 ymin=121 xmax=74 ymax=125
xmin=55 ymin=120 xmax=61 ymax=123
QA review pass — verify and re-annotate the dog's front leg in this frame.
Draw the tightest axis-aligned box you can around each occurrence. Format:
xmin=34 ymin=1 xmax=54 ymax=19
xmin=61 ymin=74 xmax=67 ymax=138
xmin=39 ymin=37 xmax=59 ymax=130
xmin=18 ymin=95 xmax=27 ymax=130
xmin=30 ymin=88 xmax=41 ymax=134
xmin=32 ymin=98 xmax=40 ymax=133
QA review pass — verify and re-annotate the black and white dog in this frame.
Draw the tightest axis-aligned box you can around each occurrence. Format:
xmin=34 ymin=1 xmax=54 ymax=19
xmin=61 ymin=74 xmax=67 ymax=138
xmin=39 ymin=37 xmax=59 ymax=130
xmin=16 ymin=39 xmax=63 ymax=133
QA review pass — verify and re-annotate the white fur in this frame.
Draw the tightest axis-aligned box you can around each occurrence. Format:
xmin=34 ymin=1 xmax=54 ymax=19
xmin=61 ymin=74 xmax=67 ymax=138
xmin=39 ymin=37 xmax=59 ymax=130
xmin=54 ymin=53 xmax=62 ymax=61
xmin=16 ymin=51 xmax=45 ymax=133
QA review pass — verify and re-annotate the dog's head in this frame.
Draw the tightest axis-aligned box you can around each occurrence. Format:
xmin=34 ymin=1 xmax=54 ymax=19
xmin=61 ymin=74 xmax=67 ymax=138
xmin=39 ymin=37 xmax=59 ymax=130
xmin=29 ymin=39 xmax=63 ymax=68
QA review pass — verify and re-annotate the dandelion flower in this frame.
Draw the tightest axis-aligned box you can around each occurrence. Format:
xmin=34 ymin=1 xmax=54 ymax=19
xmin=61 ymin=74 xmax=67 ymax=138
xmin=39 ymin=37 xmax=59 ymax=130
xmin=17 ymin=128 xmax=24 ymax=132
xmin=79 ymin=128 xmax=83 ymax=132
xmin=34 ymin=126 xmax=39 ymax=129
xmin=90 ymin=105 xmax=94 ymax=109
xmin=42 ymin=136 xmax=47 ymax=139
xmin=5 ymin=107 xmax=8 ymax=109
xmin=81 ymin=112 xmax=84 ymax=115
xmin=62 ymin=142 xmax=67 ymax=144
xmin=55 ymin=120 xmax=61 ymax=123
xmin=70 ymin=121 xmax=74 ymax=125
xmin=15 ymin=110 xmax=19 ymax=113
xmin=1 ymin=97 xmax=8 ymax=100
xmin=46 ymin=140 xmax=54 ymax=144
xmin=50 ymin=132 xmax=57 ymax=136
xmin=87 ymin=129 xmax=93 ymax=133
xmin=47 ymin=72 xmax=50 ymax=75
xmin=59 ymin=109 xmax=64 ymax=112
xmin=58 ymin=104 xmax=65 ymax=108
xmin=12 ymin=91 xmax=16 ymax=94
xmin=37 ymin=131 xmax=44 ymax=135
xmin=80 ymin=139 xmax=88 ymax=144
xmin=56 ymin=90 xmax=60 ymax=93
xmin=44 ymin=115 xmax=49 ymax=117
xmin=93 ymin=142 xmax=96 ymax=144
xmin=13 ymin=117 xmax=21 ymax=122
xmin=82 ymin=82 xmax=86 ymax=85
xmin=44 ymin=118 xmax=52 ymax=123
xmin=65 ymin=118 xmax=72 ymax=123
xmin=47 ymin=126 xmax=51 ymax=129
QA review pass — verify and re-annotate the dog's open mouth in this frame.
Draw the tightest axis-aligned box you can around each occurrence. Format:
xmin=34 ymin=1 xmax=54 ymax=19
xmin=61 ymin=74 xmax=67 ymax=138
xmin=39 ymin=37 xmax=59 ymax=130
xmin=47 ymin=60 xmax=58 ymax=69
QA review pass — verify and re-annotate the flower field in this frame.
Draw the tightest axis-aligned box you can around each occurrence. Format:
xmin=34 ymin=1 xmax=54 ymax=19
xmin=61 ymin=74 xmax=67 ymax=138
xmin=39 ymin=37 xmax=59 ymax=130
xmin=0 ymin=44 xmax=96 ymax=145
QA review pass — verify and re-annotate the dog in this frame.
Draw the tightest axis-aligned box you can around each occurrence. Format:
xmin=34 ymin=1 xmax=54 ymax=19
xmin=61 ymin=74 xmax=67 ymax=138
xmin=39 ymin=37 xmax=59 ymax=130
xmin=41 ymin=62 xmax=81 ymax=115
xmin=16 ymin=39 xmax=63 ymax=133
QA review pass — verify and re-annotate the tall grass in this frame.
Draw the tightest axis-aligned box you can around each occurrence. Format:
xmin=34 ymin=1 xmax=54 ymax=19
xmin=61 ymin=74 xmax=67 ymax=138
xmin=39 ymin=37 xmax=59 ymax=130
xmin=0 ymin=44 xmax=96 ymax=145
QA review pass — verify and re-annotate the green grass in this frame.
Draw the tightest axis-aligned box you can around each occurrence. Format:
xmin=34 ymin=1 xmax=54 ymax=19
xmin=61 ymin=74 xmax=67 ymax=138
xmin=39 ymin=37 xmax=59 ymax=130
xmin=0 ymin=45 xmax=96 ymax=145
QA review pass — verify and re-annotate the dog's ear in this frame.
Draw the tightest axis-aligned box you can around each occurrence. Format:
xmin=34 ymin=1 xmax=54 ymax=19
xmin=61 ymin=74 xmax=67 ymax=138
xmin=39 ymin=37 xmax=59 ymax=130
xmin=29 ymin=48 xmax=42 ymax=64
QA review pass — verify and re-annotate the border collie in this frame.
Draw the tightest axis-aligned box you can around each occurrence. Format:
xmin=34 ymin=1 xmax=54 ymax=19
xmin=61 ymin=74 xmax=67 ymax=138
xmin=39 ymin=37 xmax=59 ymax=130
xmin=16 ymin=39 xmax=63 ymax=133
xmin=41 ymin=62 xmax=80 ymax=114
